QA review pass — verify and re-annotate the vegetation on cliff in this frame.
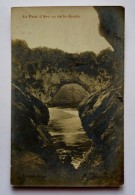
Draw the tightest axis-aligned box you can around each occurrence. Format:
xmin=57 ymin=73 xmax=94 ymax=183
xmin=12 ymin=39 xmax=117 ymax=104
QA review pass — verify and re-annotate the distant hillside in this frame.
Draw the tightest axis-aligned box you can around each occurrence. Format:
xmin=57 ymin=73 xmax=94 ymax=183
xmin=12 ymin=39 xmax=117 ymax=104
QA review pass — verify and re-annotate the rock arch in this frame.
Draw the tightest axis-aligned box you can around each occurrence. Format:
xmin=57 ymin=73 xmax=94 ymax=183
xmin=49 ymin=83 xmax=89 ymax=108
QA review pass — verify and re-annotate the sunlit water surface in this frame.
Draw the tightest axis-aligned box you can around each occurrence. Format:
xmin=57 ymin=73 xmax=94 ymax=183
xmin=48 ymin=107 xmax=91 ymax=169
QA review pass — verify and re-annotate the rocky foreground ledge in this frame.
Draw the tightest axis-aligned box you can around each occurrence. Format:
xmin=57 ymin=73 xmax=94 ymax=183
xmin=77 ymin=81 xmax=124 ymax=186
xmin=11 ymin=84 xmax=75 ymax=186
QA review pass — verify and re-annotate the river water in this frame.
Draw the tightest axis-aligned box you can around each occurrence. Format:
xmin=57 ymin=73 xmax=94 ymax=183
xmin=48 ymin=107 xmax=91 ymax=169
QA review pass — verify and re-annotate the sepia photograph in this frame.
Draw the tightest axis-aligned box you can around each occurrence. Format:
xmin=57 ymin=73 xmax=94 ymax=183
xmin=11 ymin=6 xmax=124 ymax=187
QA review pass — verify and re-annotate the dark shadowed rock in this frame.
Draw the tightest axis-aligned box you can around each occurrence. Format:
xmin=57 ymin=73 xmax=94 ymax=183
xmin=78 ymin=81 xmax=124 ymax=186
xmin=11 ymin=84 xmax=74 ymax=186
xmin=95 ymin=6 xmax=124 ymax=57
xmin=95 ymin=6 xmax=124 ymax=80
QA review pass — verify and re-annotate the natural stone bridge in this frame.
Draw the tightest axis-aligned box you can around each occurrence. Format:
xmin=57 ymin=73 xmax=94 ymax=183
xmin=49 ymin=83 xmax=89 ymax=107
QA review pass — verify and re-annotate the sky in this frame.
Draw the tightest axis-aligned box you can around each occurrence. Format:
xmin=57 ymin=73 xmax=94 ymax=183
xmin=11 ymin=6 xmax=112 ymax=54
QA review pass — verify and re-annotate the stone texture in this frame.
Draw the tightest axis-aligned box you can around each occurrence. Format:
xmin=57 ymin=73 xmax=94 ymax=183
xmin=11 ymin=84 xmax=64 ymax=186
xmin=78 ymin=81 xmax=124 ymax=186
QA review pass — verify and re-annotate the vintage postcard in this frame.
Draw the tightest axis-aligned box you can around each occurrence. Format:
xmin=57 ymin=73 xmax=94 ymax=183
xmin=11 ymin=6 xmax=124 ymax=187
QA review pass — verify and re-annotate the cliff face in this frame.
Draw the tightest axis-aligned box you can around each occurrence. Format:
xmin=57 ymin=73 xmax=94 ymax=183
xmin=95 ymin=7 xmax=124 ymax=57
xmin=11 ymin=84 xmax=66 ymax=186
xmin=78 ymin=82 xmax=123 ymax=186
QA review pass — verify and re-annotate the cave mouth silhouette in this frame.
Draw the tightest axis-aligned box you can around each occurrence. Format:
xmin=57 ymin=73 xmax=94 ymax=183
xmin=49 ymin=83 xmax=89 ymax=108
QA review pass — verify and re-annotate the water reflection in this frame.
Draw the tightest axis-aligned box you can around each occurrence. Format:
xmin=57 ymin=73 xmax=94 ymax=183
xmin=48 ymin=107 xmax=91 ymax=168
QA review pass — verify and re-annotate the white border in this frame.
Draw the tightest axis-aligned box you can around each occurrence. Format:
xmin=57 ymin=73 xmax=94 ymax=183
xmin=0 ymin=0 xmax=135 ymax=194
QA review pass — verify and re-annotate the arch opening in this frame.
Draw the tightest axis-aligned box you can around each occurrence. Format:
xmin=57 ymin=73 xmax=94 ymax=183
xmin=49 ymin=83 xmax=89 ymax=108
